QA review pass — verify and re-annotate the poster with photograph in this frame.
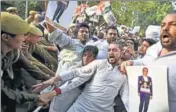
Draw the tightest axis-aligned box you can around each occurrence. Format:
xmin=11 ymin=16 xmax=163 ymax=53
xmin=103 ymin=11 xmax=116 ymax=25
xmin=45 ymin=1 xmax=77 ymax=31
xmin=126 ymin=66 xmax=169 ymax=112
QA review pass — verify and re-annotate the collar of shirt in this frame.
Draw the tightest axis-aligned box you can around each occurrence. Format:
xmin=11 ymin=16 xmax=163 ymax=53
xmin=143 ymin=75 xmax=148 ymax=78
xmin=136 ymin=53 xmax=143 ymax=59
xmin=75 ymin=39 xmax=85 ymax=47
xmin=143 ymin=75 xmax=148 ymax=81
xmin=157 ymin=50 xmax=176 ymax=59
xmin=106 ymin=60 xmax=119 ymax=71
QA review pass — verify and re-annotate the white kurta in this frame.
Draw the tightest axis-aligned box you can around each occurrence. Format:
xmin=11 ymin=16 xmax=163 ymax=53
xmin=48 ymin=30 xmax=85 ymax=112
xmin=48 ymin=29 xmax=85 ymax=74
xmin=58 ymin=59 xmax=129 ymax=112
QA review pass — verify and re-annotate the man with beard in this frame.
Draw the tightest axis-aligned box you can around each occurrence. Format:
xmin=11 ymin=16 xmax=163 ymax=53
xmin=32 ymin=22 xmax=90 ymax=111
xmin=33 ymin=45 xmax=98 ymax=112
xmin=86 ymin=25 xmax=119 ymax=59
xmin=121 ymin=12 xmax=176 ymax=112
xmin=46 ymin=22 xmax=90 ymax=74
xmin=32 ymin=41 xmax=129 ymax=112
xmin=49 ymin=45 xmax=98 ymax=112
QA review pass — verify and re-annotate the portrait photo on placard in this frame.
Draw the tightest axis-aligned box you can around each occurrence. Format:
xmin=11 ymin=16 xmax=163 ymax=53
xmin=45 ymin=1 xmax=77 ymax=30
xmin=126 ymin=66 xmax=169 ymax=112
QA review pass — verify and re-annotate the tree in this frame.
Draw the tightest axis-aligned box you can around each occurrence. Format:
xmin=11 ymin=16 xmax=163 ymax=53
xmin=1 ymin=1 xmax=45 ymax=19
xmin=111 ymin=1 xmax=172 ymax=35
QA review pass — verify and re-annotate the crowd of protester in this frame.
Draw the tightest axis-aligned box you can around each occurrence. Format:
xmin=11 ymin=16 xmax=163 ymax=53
xmin=1 ymin=6 xmax=176 ymax=112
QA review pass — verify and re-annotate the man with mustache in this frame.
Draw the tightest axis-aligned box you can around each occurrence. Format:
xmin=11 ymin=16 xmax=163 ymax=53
xmin=33 ymin=45 xmax=98 ymax=112
xmin=32 ymin=22 xmax=90 ymax=112
xmin=33 ymin=41 xmax=129 ymax=112
xmin=121 ymin=11 xmax=176 ymax=112
xmin=86 ymin=25 xmax=120 ymax=59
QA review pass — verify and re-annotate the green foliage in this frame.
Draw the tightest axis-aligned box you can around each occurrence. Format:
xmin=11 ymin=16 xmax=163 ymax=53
xmin=111 ymin=1 xmax=172 ymax=31
xmin=1 ymin=1 xmax=45 ymax=19
xmin=2 ymin=1 xmax=172 ymax=33
xmin=1 ymin=1 xmax=13 ymax=11
xmin=79 ymin=1 xmax=172 ymax=35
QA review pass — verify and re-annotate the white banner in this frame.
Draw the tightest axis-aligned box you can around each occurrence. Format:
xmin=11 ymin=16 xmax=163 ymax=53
xmin=85 ymin=5 xmax=97 ymax=16
xmin=46 ymin=1 xmax=77 ymax=31
xmin=145 ymin=25 xmax=160 ymax=41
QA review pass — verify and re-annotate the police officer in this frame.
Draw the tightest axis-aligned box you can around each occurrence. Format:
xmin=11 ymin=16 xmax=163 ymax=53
xmin=22 ymin=24 xmax=57 ymax=75
xmin=25 ymin=10 xmax=37 ymax=24
xmin=6 ymin=7 xmax=18 ymax=15
xmin=1 ymin=12 xmax=45 ymax=112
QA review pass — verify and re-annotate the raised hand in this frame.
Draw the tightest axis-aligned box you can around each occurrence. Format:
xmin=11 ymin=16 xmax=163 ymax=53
xmin=120 ymin=60 xmax=133 ymax=74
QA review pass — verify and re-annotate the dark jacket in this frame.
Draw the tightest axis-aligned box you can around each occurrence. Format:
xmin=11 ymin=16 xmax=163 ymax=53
xmin=1 ymin=50 xmax=38 ymax=112
xmin=138 ymin=75 xmax=153 ymax=96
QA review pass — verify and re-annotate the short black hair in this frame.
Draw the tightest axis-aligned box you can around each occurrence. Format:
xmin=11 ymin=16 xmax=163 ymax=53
xmin=142 ymin=67 xmax=148 ymax=71
xmin=74 ymin=23 xmax=89 ymax=36
xmin=105 ymin=25 xmax=119 ymax=37
xmin=82 ymin=45 xmax=99 ymax=58
xmin=142 ymin=38 xmax=156 ymax=46
xmin=126 ymin=38 xmax=136 ymax=44
xmin=110 ymin=41 xmax=123 ymax=51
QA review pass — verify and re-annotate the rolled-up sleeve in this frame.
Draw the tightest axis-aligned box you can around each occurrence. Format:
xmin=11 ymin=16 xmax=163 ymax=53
xmin=48 ymin=29 xmax=76 ymax=48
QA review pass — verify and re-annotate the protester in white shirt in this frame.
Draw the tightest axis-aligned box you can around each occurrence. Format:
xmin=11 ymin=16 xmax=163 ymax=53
xmin=86 ymin=25 xmax=120 ymax=59
xmin=33 ymin=41 xmax=129 ymax=112
xmin=121 ymin=12 xmax=176 ymax=112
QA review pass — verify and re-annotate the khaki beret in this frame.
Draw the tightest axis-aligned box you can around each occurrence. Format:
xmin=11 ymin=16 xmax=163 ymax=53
xmin=29 ymin=24 xmax=43 ymax=36
xmin=6 ymin=7 xmax=17 ymax=11
xmin=29 ymin=10 xmax=37 ymax=15
xmin=1 ymin=12 xmax=30 ymax=35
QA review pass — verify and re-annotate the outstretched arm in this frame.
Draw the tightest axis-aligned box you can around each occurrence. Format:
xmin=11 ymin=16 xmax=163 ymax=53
xmin=33 ymin=60 xmax=98 ymax=106
xmin=48 ymin=29 xmax=76 ymax=48
xmin=32 ymin=60 xmax=98 ymax=93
